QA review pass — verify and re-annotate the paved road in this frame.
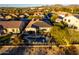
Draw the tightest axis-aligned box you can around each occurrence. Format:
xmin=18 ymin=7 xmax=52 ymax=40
xmin=0 ymin=44 xmax=79 ymax=55
xmin=0 ymin=46 xmax=27 ymax=55
xmin=0 ymin=45 xmax=55 ymax=55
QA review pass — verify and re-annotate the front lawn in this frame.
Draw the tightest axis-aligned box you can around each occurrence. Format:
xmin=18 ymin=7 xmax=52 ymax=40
xmin=50 ymin=23 xmax=79 ymax=45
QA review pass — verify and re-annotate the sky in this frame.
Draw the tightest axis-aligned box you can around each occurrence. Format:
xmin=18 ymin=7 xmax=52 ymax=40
xmin=0 ymin=4 xmax=45 ymax=7
xmin=0 ymin=0 xmax=79 ymax=7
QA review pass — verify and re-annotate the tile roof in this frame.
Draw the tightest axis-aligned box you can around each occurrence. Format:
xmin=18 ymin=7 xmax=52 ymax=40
xmin=33 ymin=21 xmax=52 ymax=27
xmin=58 ymin=16 xmax=63 ymax=19
xmin=74 ymin=15 xmax=79 ymax=19
xmin=27 ymin=20 xmax=52 ymax=28
xmin=0 ymin=21 xmax=22 ymax=28
xmin=0 ymin=20 xmax=52 ymax=29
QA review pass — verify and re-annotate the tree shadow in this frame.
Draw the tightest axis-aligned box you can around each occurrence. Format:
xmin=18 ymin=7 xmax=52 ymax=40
xmin=1 ymin=46 xmax=27 ymax=55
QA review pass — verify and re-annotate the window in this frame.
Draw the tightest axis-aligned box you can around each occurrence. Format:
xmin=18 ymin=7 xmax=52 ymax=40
xmin=12 ymin=29 xmax=15 ymax=32
xmin=74 ymin=26 xmax=77 ymax=29
xmin=68 ymin=19 xmax=70 ymax=22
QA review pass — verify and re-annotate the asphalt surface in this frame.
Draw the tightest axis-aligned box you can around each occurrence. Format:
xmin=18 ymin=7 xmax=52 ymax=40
xmin=0 ymin=44 xmax=79 ymax=55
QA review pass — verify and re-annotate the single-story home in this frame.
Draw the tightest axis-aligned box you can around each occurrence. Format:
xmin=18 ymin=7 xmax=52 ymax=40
xmin=0 ymin=21 xmax=21 ymax=34
xmin=63 ymin=15 xmax=79 ymax=29
xmin=26 ymin=20 xmax=52 ymax=32
xmin=56 ymin=11 xmax=72 ymax=17
xmin=33 ymin=12 xmax=44 ymax=17
xmin=55 ymin=16 xmax=64 ymax=22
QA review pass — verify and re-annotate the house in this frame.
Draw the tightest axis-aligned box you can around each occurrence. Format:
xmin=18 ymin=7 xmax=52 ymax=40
xmin=63 ymin=15 xmax=79 ymax=29
xmin=0 ymin=20 xmax=52 ymax=34
xmin=38 ymin=7 xmax=44 ymax=10
xmin=30 ymin=7 xmax=35 ymax=10
xmin=55 ymin=16 xmax=64 ymax=22
xmin=0 ymin=21 xmax=22 ymax=34
xmin=33 ymin=12 xmax=44 ymax=17
xmin=25 ymin=19 xmax=52 ymax=33
xmin=55 ymin=11 xmax=72 ymax=18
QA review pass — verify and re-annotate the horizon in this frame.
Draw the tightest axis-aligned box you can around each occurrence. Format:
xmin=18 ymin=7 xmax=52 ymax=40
xmin=0 ymin=4 xmax=79 ymax=7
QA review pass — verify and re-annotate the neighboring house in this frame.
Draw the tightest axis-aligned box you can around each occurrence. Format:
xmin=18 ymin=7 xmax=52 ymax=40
xmin=55 ymin=16 xmax=64 ymax=22
xmin=26 ymin=19 xmax=52 ymax=32
xmin=30 ymin=7 xmax=35 ymax=10
xmin=63 ymin=15 xmax=79 ymax=29
xmin=55 ymin=11 xmax=72 ymax=18
xmin=33 ymin=12 xmax=44 ymax=17
xmin=38 ymin=7 xmax=44 ymax=10
xmin=32 ymin=21 xmax=52 ymax=32
xmin=0 ymin=21 xmax=22 ymax=34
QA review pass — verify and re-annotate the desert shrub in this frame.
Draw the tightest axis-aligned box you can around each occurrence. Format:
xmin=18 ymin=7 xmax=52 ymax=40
xmin=64 ymin=46 xmax=77 ymax=55
xmin=11 ymin=36 xmax=22 ymax=45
